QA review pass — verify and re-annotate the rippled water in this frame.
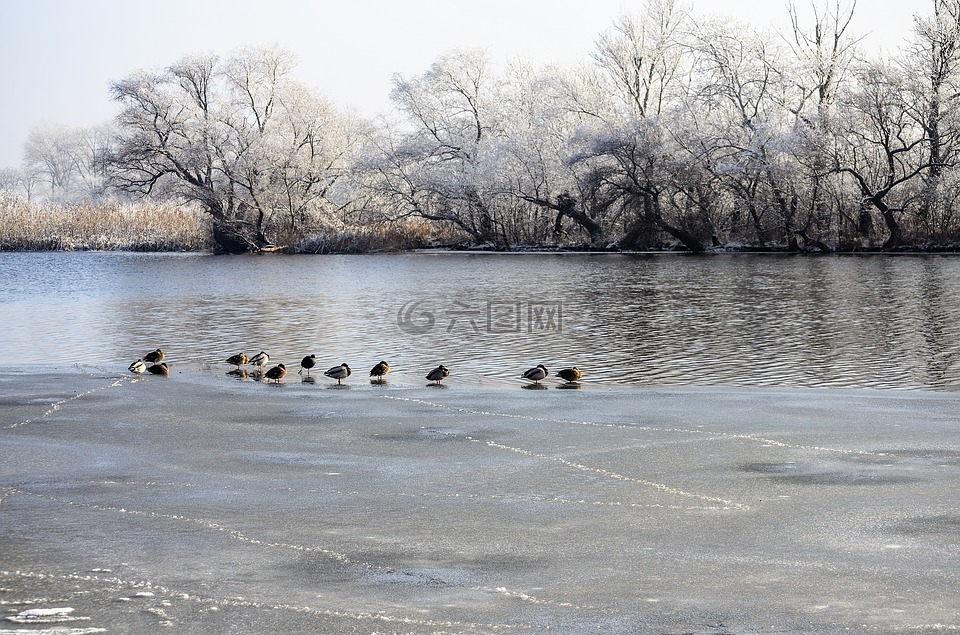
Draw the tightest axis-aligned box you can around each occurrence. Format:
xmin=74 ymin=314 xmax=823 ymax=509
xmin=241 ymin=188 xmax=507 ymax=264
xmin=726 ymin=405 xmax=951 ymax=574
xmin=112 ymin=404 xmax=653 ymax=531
xmin=2 ymin=251 xmax=960 ymax=390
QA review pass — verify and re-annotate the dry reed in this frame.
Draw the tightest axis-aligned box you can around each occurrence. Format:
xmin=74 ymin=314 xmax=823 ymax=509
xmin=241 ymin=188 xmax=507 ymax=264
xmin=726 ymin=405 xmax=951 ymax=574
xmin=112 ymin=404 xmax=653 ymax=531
xmin=0 ymin=192 xmax=212 ymax=251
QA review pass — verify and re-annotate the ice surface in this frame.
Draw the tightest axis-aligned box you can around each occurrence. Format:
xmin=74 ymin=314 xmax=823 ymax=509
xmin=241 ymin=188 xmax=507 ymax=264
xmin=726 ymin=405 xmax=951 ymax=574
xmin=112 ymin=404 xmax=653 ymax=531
xmin=1 ymin=368 xmax=959 ymax=633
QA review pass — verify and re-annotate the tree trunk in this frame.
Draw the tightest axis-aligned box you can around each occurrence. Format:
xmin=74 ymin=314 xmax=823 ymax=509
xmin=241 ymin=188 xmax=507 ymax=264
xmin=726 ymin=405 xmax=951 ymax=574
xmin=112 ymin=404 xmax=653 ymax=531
xmin=646 ymin=191 xmax=706 ymax=253
xmin=619 ymin=192 xmax=706 ymax=253
xmin=874 ymin=198 xmax=902 ymax=248
xmin=211 ymin=219 xmax=252 ymax=254
xmin=555 ymin=193 xmax=602 ymax=244
xmin=653 ymin=216 xmax=707 ymax=253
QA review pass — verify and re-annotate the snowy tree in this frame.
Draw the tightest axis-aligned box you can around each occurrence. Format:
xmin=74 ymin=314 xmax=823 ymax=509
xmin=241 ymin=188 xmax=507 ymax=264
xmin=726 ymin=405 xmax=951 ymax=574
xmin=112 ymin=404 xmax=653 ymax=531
xmin=570 ymin=117 xmax=709 ymax=252
xmin=779 ymin=1 xmax=861 ymax=247
xmin=829 ymin=60 xmax=932 ymax=247
xmin=900 ymin=0 xmax=960 ymax=240
xmin=366 ymin=49 xmax=516 ymax=246
xmin=21 ymin=122 xmax=111 ymax=203
xmin=108 ymin=46 xmax=357 ymax=253
xmin=496 ymin=61 xmax=605 ymax=244
xmin=686 ymin=18 xmax=804 ymax=246
xmin=592 ymin=0 xmax=690 ymax=120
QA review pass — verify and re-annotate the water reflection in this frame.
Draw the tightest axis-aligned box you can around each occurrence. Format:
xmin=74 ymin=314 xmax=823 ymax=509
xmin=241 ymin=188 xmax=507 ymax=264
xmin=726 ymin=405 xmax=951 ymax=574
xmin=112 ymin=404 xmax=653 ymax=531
xmin=2 ymin=251 xmax=960 ymax=390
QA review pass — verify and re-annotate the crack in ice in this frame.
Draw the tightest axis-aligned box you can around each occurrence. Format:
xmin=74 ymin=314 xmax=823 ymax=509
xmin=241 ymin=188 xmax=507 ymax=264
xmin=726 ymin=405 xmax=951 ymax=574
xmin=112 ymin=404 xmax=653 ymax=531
xmin=380 ymin=395 xmax=885 ymax=457
xmin=382 ymin=396 xmax=750 ymax=510
xmin=5 ymin=375 xmax=133 ymax=430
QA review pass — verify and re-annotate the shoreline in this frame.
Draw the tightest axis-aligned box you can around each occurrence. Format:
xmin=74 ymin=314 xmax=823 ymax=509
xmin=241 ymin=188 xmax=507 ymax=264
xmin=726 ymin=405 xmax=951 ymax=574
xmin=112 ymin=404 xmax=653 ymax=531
xmin=7 ymin=244 xmax=960 ymax=256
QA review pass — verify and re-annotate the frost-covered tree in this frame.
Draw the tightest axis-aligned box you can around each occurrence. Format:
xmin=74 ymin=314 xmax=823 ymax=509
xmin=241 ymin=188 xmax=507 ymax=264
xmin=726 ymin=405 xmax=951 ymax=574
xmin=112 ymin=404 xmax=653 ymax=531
xmin=780 ymin=0 xmax=861 ymax=248
xmin=592 ymin=0 xmax=690 ymax=120
xmin=900 ymin=0 xmax=960 ymax=240
xmin=108 ymin=46 xmax=357 ymax=253
xmin=571 ymin=117 xmax=709 ymax=252
xmin=21 ymin=122 xmax=111 ymax=203
xmin=687 ymin=18 xmax=803 ymax=246
xmin=365 ymin=49 xmax=516 ymax=246
xmin=496 ymin=60 xmax=605 ymax=244
xmin=561 ymin=2 xmax=716 ymax=251
xmin=829 ymin=60 xmax=932 ymax=247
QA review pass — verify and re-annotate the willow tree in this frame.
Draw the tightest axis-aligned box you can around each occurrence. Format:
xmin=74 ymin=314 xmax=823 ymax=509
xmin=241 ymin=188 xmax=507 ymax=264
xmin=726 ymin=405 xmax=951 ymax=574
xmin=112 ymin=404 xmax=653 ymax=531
xmin=108 ymin=46 xmax=355 ymax=253
xmin=23 ymin=122 xmax=112 ymax=203
xmin=781 ymin=1 xmax=861 ymax=247
xmin=830 ymin=60 xmax=932 ymax=247
xmin=497 ymin=61 xmax=607 ymax=245
xmin=575 ymin=1 xmax=709 ymax=251
xmin=904 ymin=0 xmax=960 ymax=240
xmin=592 ymin=0 xmax=689 ymax=120
xmin=685 ymin=18 xmax=808 ymax=247
xmin=369 ymin=49 xmax=513 ymax=246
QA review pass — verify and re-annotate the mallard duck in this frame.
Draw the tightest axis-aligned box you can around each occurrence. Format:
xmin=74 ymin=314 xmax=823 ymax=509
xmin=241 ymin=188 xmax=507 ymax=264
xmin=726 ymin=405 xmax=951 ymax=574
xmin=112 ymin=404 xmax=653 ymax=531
xmin=128 ymin=359 xmax=147 ymax=374
xmin=147 ymin=362 xmax=169 ymax=376
xmin=250 ymin=351 xmax=270 ymax=371
xmin=557 ymin=367 xmax=582 ymax=383
xmin=299 ymin=354 xmax=316 ymax=376
xmin=324 ymin=363 xmax=351 ymax=384
xmin=226 ymin=352 xmax=248 ymax=368
xmin=264 ymin=363 xmax=287 ymax=383
xmin=426 ymin=364 xmax=449 ymax=385
xmin=144 ymin=348 xmax=164 ymax=364
xmin=370 ymin=360 xmax=390 ymax=381
xmin=522 ymin=364 xmax=548 ymax=384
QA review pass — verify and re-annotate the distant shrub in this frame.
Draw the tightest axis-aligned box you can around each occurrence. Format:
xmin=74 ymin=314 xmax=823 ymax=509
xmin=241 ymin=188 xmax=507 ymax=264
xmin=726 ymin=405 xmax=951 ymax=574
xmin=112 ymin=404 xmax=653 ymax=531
xmin=0 ymin=192 xmax=212 ymax=251
xmin=295 ymin=218 xmax=468 ymax=253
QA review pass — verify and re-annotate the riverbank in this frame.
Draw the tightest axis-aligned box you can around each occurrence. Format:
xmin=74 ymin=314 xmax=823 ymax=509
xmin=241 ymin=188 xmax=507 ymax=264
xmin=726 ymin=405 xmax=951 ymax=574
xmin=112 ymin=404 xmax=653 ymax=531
xmin=2 ymin=368 xmax=958 ymax=633
xmin=7 ymin=188 xmax=960 ymax=256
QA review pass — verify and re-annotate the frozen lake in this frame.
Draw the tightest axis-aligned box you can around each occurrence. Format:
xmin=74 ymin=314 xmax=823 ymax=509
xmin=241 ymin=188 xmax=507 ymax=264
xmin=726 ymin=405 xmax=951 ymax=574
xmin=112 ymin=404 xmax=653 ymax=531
xmin=1 ymin=370 xmax=959 ymax=633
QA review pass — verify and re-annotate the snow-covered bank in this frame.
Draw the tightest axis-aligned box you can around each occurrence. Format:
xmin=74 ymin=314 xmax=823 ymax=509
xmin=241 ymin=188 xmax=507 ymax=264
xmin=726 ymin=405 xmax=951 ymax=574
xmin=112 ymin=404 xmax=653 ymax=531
xmin=1 ymin=370 xmax=958 ymax=633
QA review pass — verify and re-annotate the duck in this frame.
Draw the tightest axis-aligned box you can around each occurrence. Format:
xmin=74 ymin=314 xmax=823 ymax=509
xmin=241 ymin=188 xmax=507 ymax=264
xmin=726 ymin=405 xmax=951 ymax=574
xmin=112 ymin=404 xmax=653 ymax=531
xmin=147 ymin=362 xmax=169 ymax=376
xmin=226 ymin=352 xmax=249 ymax=368
xmin=426 ymin=364 xmax=449 ymax=385
xmin=557 ymin=367 xmax=582 ymax=383
xmin=522 ymin=364 xmax=548 ymax=384
xmin=299 ymin=354 xmax=317 ymax=376
xmin=128 ymin=359 xmax=147 ymax=374
xmin=250 ymin=351 xmax=270 ymax=372
xmin=370 ymin=360 xmax=390 ymax=381
xmin=264 ymin=363 xmax=287 ymax=383
xmin=324 ymin=363 xmax=351 ymax=384
xmin=144 ymin=348 xmax=164 ymax=364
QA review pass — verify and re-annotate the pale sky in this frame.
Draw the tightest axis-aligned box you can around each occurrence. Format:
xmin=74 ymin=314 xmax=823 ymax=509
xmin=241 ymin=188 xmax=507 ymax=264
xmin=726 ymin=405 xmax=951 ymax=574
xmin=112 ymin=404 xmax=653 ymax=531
xmin=0 ymin=0 xmax=916 ymax=168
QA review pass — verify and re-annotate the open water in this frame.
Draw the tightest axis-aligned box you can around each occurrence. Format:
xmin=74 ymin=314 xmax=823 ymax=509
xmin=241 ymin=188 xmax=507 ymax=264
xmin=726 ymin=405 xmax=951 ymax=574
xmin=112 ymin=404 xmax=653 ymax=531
xmin=2 ymin=250 xmax=959 ymax=389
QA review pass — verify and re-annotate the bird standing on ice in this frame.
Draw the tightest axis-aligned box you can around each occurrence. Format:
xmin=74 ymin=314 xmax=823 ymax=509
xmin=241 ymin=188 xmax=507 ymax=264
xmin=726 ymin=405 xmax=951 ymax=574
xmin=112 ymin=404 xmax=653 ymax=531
xmin=324 ymin=363 xmax=351 ymax=384
xmin=226 ymin=352 xmax=248 ymax=368
xmin=426 ymin=365 xmax=449 ymax=385
xmin=370 ymin=361 xmax=390 ymax=382
xmin=299 ymin=354 xmax=316 ymax=376
xmin=128 ymin=359 xmax=147 ymax=374
xmin=522 ymin=364 xmax=548 ymax=384
xmin=144 ymin=348 xmax=164 ymax=364
xmin=250 ymin=351 xmax=270 ymax=372
xmin=264 ymin=363 xmax=287 ymax=383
